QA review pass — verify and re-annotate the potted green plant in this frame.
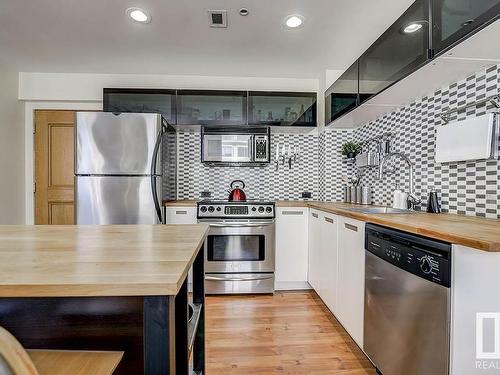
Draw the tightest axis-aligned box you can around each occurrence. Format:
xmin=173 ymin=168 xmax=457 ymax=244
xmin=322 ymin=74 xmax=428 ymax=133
xmin=341 ymin=141 xmax=362 ymax=159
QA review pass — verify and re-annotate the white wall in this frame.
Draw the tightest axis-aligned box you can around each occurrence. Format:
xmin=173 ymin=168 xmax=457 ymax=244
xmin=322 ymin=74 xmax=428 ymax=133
xmin=19 ymin=72 xmax=319 ymax=101
xmin=0 ymin=66 xmax=24 ymax=223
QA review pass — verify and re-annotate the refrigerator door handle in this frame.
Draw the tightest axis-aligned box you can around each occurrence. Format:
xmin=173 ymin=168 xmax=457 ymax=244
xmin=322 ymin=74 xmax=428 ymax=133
xmin=151 ymin=122 xmax=167 ymax=224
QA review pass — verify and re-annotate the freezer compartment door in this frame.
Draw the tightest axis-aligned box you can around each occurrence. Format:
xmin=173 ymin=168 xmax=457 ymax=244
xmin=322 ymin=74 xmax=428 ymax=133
xmin=76 ymin=112 xmax=162 ymax=175
xmin=76 ymin=176 xmax=162 ymax=224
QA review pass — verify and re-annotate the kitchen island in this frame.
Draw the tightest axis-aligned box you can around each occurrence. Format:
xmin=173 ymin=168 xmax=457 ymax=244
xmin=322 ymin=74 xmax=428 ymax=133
xmin=0 ymin=224 xmax=209 ymax=375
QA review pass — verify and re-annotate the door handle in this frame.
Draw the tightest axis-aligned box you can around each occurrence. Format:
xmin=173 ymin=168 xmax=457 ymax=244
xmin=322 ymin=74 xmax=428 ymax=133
xmin=282 ymin=211 xmax=304 ymax=216
xmin=205 ymin=275 xmax=274 ymax=282
xmin=175 ymin=210 xmax=187 ymax=215
xmin=207 ymin=222 xmax=274 ymax=228
xmin=324 ymin=217 xmax=334 ymax=224
xmin=311 ymin=212 xmax=318 ymax=218
xmin=344 ymin=223 xmax=358 ymax=232
xmin=151 ymin=124 xmax=166 ymax=224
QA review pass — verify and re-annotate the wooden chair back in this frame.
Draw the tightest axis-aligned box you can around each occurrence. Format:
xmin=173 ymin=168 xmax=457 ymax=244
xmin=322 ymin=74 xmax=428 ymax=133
xmin=0 ymin=327 xmax=39 ymax=375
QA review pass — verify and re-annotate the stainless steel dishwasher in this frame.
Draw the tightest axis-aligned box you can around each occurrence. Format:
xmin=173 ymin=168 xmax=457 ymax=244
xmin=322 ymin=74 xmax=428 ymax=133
xmin=364 ymin=223 xmax=451 ymax=375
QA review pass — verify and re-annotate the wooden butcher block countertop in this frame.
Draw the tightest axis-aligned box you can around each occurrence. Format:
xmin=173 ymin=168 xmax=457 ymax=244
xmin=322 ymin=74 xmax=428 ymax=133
xmin=307 ymin=202 xmax=500 ymax=252
xmin=0 ymin=224 xmax=209 ymax=297
xmin=164 ymin=200 xmax=500 ymax=251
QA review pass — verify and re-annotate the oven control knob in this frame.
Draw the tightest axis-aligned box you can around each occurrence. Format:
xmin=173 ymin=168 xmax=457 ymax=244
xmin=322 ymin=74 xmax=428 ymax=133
xmin=258 ymin=207 xmax=265 ymax=213
xmin=265 ymin=207 xmax=272 ymax=213
xmin=208 ymin=206 xmax=215 ymax=212
xmin=200 ymin=206 xmax=207 ymax=213
xmin=419 ymin=256 xmax=433 ymax=274
xmin=251 ymin=207 xmax=257 ymax=212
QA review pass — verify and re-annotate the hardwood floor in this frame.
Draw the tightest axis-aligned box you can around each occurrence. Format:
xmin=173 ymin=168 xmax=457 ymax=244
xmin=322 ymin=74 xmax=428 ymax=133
xmin=206 ymin=291 xmax=375 ymax=374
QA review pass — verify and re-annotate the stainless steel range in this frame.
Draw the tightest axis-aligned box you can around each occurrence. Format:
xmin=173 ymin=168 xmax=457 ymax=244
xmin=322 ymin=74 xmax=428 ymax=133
xmin=197 ymin=200 xmax=275 ymax=294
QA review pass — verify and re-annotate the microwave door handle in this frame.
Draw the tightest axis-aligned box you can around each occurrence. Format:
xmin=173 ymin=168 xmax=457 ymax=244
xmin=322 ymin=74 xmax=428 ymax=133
xmin=249 ymin=135 xmax=254 ymax=162
xmin=248 ymin=135 xmax=254 ymax=161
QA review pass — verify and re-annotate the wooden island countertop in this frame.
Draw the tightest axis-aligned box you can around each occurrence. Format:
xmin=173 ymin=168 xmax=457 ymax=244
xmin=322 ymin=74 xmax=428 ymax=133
xmin=0 ymin=224 xmax=209 ymax=298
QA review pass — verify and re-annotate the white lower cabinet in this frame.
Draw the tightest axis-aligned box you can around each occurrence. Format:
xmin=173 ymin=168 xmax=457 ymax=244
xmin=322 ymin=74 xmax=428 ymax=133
xmin=336 ymin=216 xmax=365 ymax=348
xmin=275 ymin=207 xmax=310 ymax=290
xmin=308 ymin=209 xmax=322 ymax=292
xmin=308 ymin=209 xmax=338 ymax=314
xmin=166 ymin=206 xmax=198 ymax=289
xmin=166 ymin=207 xmax=197 ymax=224
xmin=319 ymin=212 xmax=339 ymax=314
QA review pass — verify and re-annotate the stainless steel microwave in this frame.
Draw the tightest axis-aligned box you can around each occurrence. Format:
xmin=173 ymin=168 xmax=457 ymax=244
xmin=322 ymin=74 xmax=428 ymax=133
xmin=201 ymin=127 xmax=270 ymax=166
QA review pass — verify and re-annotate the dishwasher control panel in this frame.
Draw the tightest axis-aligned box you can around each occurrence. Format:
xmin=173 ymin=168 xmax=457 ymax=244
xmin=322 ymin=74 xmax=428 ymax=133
xmin=365 ymin=223 xmax=451 ymax=287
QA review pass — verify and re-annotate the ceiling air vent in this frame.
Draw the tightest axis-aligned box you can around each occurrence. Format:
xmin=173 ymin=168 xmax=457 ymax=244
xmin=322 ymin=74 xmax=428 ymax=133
xmin=208 ymin=10 xmax=227 ymax=28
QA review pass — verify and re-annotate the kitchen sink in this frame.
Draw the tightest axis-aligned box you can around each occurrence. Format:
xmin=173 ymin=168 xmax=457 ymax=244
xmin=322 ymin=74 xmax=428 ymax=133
xmin=346 ymin=206 xmax=417 ymax=214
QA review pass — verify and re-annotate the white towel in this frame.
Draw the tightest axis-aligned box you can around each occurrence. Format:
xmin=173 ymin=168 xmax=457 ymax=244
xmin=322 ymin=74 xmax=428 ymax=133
xmin=435 ymin=113 xmax=497 ymax=163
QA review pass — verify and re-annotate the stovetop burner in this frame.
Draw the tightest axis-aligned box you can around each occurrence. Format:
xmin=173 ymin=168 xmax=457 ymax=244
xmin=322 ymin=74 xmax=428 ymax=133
xmin=197 ymin=200 xmax=275 ymax=219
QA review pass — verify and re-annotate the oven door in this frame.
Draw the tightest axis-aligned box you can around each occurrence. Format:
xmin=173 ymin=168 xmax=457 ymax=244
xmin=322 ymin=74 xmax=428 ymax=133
xmin=203 ymin=220 xmax=275 ymax=274
xmin=202 ymin=134 xmax=253 ymax=163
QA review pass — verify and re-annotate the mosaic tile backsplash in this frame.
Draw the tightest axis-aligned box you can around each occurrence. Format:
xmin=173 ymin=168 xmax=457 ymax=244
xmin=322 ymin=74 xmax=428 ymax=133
xmin=175 ymin=131 xmax=319 ymax=201
xmin=171 ymin=64 xmax=499 ymax=218
xmin=342 ymin=64 xmax=500 ymax=219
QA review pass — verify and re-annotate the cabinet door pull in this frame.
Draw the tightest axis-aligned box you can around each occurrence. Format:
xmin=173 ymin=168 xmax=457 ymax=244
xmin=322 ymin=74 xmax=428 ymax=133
xmin=324 ymin=217 xmax=334 ymax=224
xmin=175 ymin=210 xmax=188 ymax=215
xmin=344 ymin=223 xmax=358 ymax=232
xmin=282 ymin=210 xmax=304 ymax=216
xmin=311 ymin=212 xmax=318 ymax=218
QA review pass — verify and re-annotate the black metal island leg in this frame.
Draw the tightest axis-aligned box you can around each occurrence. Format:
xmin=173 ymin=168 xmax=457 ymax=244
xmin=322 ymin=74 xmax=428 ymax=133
xmin=143 ymin=243 xmax=205 ymax=375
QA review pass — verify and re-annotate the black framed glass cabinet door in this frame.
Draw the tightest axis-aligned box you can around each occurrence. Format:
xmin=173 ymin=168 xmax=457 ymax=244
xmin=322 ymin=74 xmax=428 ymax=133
xmin=103 ymin=88 xmax=176 ymax=124
xmin=432 ymin=0 xmax=500 ymax=56
xmin=248 ymin=91 xmax=317 ymax=127
xmin=325 ymin=60 xmax=359 ymax=124
xmin=358 ymin=0 xmax=430 ymax=103
xmin=176 ymin=90 xmax=247 ymax=126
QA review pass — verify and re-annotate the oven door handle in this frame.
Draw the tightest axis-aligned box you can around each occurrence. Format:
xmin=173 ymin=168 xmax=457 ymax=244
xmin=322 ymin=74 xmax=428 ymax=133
xmin=205 ymin=275 xmax=274 ymax=282
xmin=207 ymin=222 xmax=274 ymax=228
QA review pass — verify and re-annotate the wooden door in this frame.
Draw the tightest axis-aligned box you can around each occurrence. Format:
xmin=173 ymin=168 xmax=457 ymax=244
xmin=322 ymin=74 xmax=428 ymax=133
xmin=34 ymin=110 xmax=75 ymax=224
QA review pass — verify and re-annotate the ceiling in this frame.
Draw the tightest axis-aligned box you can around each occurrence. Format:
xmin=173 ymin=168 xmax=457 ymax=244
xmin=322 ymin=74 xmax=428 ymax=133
xmin=0 ymin=0 xmax=414 ymax=78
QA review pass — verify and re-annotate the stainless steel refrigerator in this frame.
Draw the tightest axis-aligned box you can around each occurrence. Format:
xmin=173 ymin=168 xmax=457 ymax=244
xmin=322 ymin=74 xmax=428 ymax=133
xmin=75 ymin=112 xmax=176 ymax=224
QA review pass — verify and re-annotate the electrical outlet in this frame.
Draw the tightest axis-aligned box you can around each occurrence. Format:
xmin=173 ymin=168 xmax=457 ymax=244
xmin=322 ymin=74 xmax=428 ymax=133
xmin=200 ymin=191 xmax=212 ymax=198
xmin=301 ymin=192 xmax=312 ymax=199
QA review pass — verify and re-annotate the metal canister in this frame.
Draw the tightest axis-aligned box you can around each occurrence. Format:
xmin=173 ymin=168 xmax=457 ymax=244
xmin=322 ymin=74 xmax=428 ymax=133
xmin=361 ymin=186 xmax=372 ymax=205
xmin=350 ymin=186 xmax=357 ymax=204
xmin=344 ymin=186 xmax=351 ymax=203
xmin=355 ymin=186 xmax=363 ymax=204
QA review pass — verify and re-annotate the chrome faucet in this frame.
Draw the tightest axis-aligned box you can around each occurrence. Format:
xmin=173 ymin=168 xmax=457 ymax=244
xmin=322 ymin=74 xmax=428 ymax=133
xmin=378 ymin=152 xmax=420 ymax=209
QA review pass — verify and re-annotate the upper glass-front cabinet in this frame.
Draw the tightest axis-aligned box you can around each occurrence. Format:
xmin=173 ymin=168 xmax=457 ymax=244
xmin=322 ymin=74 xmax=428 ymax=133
xmin=176 ymin=90 xmax=247 ymax=126
xmin=248 ymin=92 xmax=317 ymax=126
xmin=432 ymin=0 xmax=500 ymax=55
xmin=103 ymin=88 xmax=176 ymax=124
xmin=325 ymin=61 xmax=359 ymax=124
xmin=359 ymin=0 xmax=430 ymax=103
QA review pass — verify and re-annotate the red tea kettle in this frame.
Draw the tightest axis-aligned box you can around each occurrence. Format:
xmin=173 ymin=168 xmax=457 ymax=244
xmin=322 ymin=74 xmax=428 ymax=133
xmin=228 ymin=180 xmax=247 ymax=202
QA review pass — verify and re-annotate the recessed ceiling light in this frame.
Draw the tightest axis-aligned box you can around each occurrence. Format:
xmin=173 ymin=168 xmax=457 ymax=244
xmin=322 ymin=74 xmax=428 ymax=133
xmin=284 ymin=14 xmax=304 ymax=29
xmin=402 ymin=21 xmax=424 ymax=34
xmin=126 ymin=7 xmax=151 ymax=23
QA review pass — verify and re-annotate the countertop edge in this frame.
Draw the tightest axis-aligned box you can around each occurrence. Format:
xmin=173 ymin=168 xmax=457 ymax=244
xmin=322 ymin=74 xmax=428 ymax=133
xmin=165 ymin=200 xmax=499 ymax=252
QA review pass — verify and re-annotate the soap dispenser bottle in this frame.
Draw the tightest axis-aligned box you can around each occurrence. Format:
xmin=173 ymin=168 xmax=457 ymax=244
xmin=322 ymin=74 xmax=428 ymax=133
xmin=392 ymin=184 xmax=408 ymax=209
xmin=426 ymin=189 xmax=441 ymax=213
